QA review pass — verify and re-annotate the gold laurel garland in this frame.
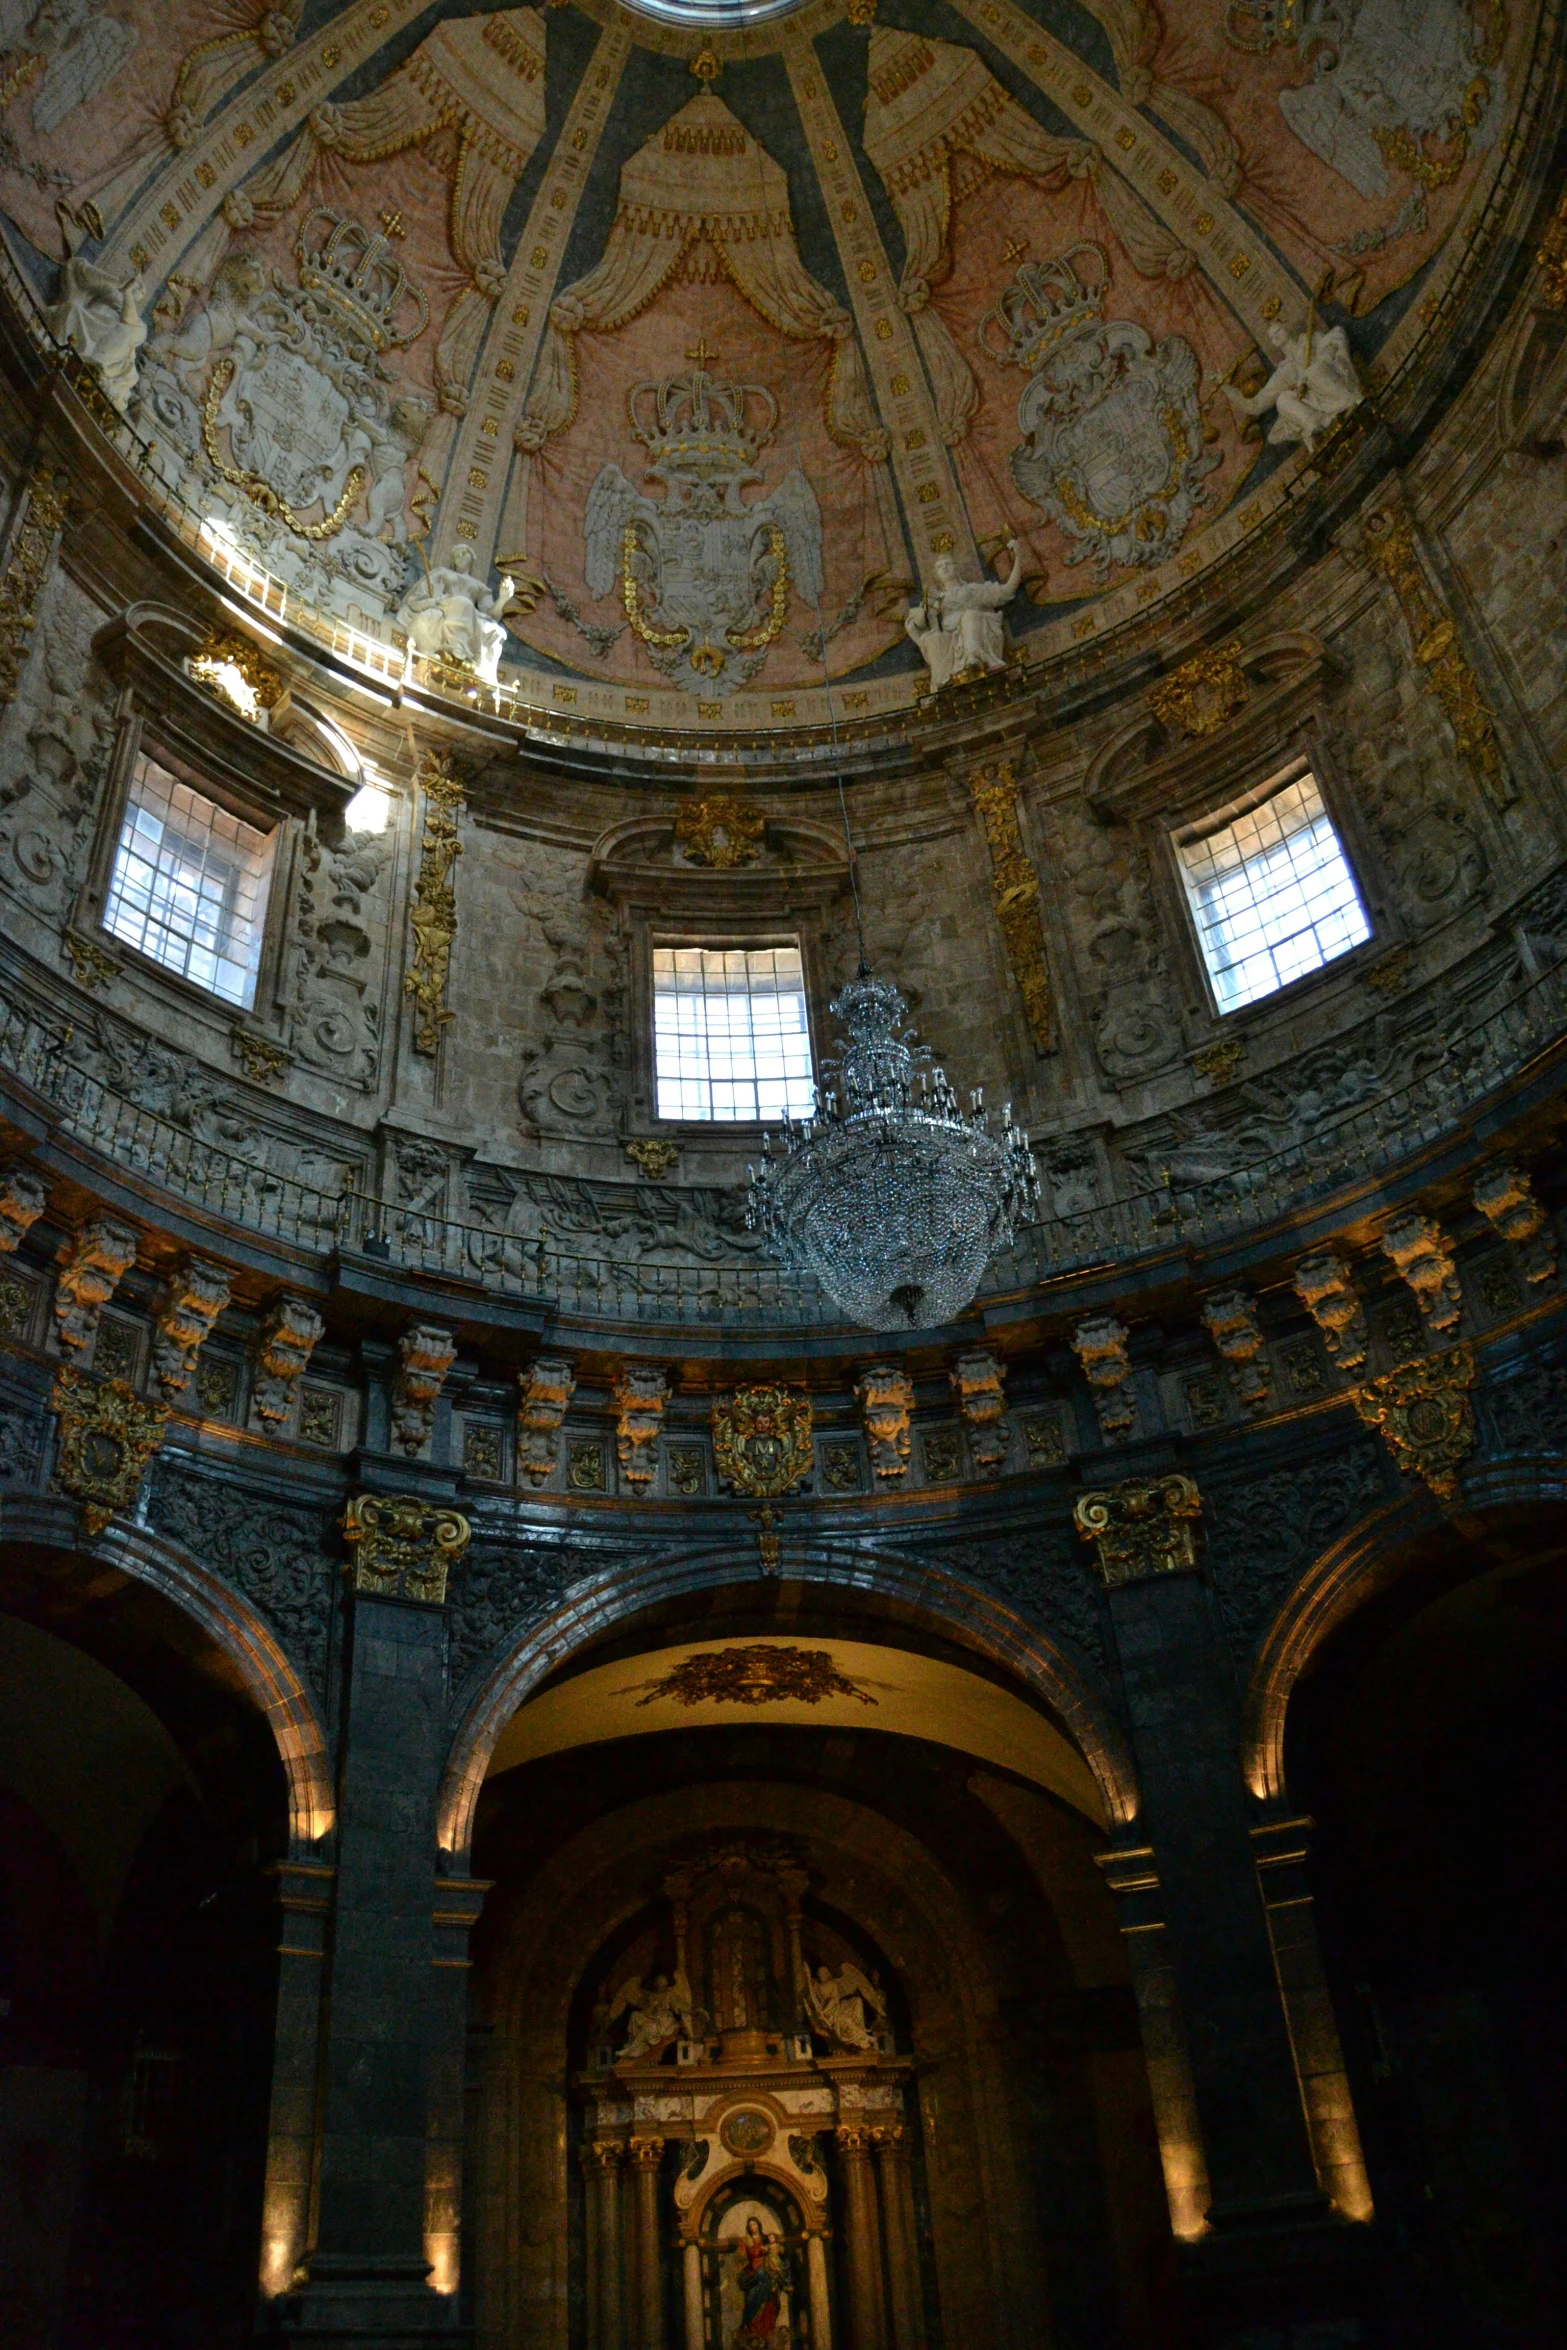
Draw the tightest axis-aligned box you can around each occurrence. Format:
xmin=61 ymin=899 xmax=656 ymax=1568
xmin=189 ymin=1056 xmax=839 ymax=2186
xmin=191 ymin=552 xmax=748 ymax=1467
xmin=620 ymin=520 xmax=792 ymax=667
xmin=200 ymin=357 xmax=366 ymax=540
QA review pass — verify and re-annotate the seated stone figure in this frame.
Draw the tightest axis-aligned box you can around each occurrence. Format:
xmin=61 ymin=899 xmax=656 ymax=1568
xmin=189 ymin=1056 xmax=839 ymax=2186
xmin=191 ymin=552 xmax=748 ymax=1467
xmin=905 ymin=542 xmax=1024 ymax=690
xmin=46 ymin=210 xmax=146 ymax=417
xmin=398 ymin=542 xmax=515 ymax=686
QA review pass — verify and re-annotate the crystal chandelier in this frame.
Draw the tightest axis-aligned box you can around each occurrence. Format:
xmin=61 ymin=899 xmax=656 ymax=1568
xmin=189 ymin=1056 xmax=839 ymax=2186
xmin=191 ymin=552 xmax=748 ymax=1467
xmin=747 ymin=969 xmax=1039 ymax=1331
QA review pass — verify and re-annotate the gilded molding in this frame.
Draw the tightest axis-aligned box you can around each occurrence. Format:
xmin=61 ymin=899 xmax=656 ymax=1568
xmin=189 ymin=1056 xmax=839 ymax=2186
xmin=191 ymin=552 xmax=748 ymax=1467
xmin=51 ymin=1368 xmax=170 ymax=1535
xmin=967 ymin=761 xmax=1052 ymax=1051
xmin=713 ymin=1384 xmax=813 ymax=1497
xmin=1351 ymin=1343 xmax=1475 ymax=1505
xmin=1363 ymin=509 xmax=1509 ymax=805
xmin=232 ymin=1030 xmax=290 ymax=1082
xmin=1074 ymin=1473 xmax=1202 ymax=1588
xmin=674 ymin=793 xmax=764 ymax=869
xmin=342 ymin=1491 xmax=471 ymax=1606
xmin=405 ymin=751 xmax=465 ymax=1054
xmin=1146 ymin=645 xmax=1249 ymax=738
xmin=63 ymin=928 xmax=121 ymax=991
xmin=0 ymin=467 xmax=68 ymax=715
xmin=186 ymin=629 xmax=287 ymax=723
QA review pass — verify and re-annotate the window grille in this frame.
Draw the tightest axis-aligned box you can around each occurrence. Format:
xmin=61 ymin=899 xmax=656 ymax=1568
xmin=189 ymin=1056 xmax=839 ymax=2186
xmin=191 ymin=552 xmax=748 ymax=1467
xmin=652 ymin=944 xmax=815 ymax=1123
xmin=1176 ymin=769 xmax=1370 ymax=1014
xmin=104 ymin=755 xmax=275 ymax=1009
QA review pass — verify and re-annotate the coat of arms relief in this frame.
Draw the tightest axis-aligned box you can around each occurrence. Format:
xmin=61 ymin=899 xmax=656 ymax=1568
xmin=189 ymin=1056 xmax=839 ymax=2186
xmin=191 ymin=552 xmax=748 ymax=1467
xmin=133 ymin=210 xmax=431 ymax=616
xmin=584 ymin=354 xmax=823 ymax=700
xmin=981 ymin=244 xmax=1219 ymax=578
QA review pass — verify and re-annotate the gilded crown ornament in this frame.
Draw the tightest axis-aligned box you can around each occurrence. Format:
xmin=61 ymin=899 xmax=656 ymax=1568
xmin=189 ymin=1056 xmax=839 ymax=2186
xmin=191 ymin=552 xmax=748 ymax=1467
xmin=978 ymin=242 xmax=1110 ymax=373
xmin=293 ymin=206 xmax=430 ymax=352
xmin=748 ymin=970 xmax=1038 ymax=1331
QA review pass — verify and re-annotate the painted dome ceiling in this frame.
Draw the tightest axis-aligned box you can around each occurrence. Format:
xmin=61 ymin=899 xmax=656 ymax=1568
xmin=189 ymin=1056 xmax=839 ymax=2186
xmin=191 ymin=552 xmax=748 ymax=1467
xmin=0 ymin=0 xmax=1541 ymax=739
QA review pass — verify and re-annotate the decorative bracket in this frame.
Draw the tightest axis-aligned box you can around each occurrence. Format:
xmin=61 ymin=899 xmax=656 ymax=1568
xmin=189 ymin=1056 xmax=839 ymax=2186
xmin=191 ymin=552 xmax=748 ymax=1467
xmin=1292 ymin=1249 xmax=1368 ymax=1370
xmin=518 ymin=1355 xmax=576 ymax=1484
xmin=1071 ymin=1314 xmax=1135 ymax=1441
xmin=950 ymin=1347 xmax=1008 ymax=1473
xmin=391 ymin=1321 xmax=458 ymax=1456
xmin=613 ymin=1365 xmax=669 ymax=1487
xmin=54 ymin=1215 xmax=139 ymax=1355
xmin=855 ymin=1364 xmax=913 ymax=1480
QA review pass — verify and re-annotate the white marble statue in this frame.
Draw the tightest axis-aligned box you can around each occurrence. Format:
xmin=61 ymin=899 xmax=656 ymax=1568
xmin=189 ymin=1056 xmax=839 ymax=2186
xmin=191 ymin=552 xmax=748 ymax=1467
xmin=398 ymin=542 xmax=514 ymax=686
xmin=614 ymin=1968 xmax=695 ymax=2063
xmin=800 ymin=1959 xmax=887 ymax=2052
xmin=46 ymin=212 xmax=145 ymax=415
xmin=1223 ymin=321 xmax=1364 ymax=453
xmin=905 ymin=542 xmax=1024 ymax=690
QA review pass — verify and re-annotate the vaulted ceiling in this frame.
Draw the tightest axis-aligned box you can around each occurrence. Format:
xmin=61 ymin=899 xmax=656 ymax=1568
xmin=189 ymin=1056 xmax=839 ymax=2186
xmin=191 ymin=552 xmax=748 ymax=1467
xmin=0 ymin=0 xmax=1539 ymax=736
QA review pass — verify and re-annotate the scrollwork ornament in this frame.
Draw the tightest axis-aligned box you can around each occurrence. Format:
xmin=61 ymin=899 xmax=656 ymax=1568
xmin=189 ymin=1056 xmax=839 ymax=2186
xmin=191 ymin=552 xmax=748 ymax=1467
xmin=1146 ymin=644 xmax=1249 ymax=738
xmin=405 ymin=751 xmax=464 ymax=1054
xmin=1073 ymin=1472 xmax=1201 ymax=1587
xmin=342 ymin=1491 xmax=471 ymax=1606
xmin=712 ymin=1384 xmax=813 ymax=1498
xmin=967 ymin=761 xmax=1052 ymax=1050
xmin=51 ymin=1367 xmax=170 ymax=1535
xmin=674 ymin=794 xmax=764 ymax=869
xmin=1351 ymin=1343 xmax=1476 ymax=1505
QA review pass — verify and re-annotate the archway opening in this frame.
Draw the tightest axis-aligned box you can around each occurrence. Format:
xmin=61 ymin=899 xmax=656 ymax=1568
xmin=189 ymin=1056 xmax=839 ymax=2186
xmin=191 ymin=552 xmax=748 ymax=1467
xmin=463 ymin=1589 xmax=1175 ymax=2350
xmin=1286 ymin=1508 xmax=1567 ymax=2349
xmin=0 ymin=1541 xmax=291 ymax=2350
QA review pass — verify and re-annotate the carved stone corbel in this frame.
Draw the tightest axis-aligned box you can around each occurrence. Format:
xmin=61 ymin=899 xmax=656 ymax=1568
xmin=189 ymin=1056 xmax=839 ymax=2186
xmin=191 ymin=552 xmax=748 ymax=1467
xmin=855 ymin=1365 xmax=913 ymax=1479
xmin=152 ymin=1255 xmax=233 ymax=1398
xmin=1379 ymin=1212 xmax=1462 ymax=1334
xmin=342 ymin=1492 xmax=471 ymax=1606
xmin=1473 ymin=1164 xmax=1556 ymax=1285
xmin=1074 ymin=1473 xmax=1201 ymax=1587
xmin=1071 ymin=1315 xmax=1135 ymax=1441
xmin=54 ymin=1215 xmax=139 ymax=1355
xmin=1292 ymin=1250 xmax=1368 ymax=1370
xmin=613 ymin=1365 xmax=669 ymax=1487
xmin=250 ymin=1293 xmax=325 ymax=1427
xmin=1351 ymin=1344 xmax=1475 ymax=1505
xmin=950 ymin=1348 xmax=1008 ymax=1473
xmin=0 ymin=1163 xmax=47 ymax=1252
xmin=391 ymin=1321 xmax=458 ymax=1456
xmin=1199 ymin=1287 xmax=1270 ymax=1412
xmin=518 ymin=1355 xmax=576 ymax=1484
xmin=51 ymin=1366 xmax=169 ymax=1534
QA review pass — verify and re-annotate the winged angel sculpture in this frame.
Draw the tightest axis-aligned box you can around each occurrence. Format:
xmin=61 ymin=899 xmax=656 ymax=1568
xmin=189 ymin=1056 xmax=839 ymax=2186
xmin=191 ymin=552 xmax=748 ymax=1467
xmin=584 ymin=358 xmax=822 ymax=700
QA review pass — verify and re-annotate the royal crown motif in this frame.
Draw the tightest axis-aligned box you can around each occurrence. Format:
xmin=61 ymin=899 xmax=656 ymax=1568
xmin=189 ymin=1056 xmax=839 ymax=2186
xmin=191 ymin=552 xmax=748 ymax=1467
xmin=629 ymin=355 xmax=778 ymax=489
xmin=294 ymin=207 xmax=430 ymax=352
xmin=979 ymin=242 xmax=1109 ymax=372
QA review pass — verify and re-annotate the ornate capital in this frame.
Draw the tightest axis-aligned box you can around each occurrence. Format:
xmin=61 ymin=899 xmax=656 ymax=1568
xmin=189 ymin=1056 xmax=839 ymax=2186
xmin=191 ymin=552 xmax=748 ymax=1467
xmin=1074 ymin=1473 xmax=1201 ymax=1588
xmin=52 ymin=1368 xmax=170 ymax=1535
xmin=1351 ymin=1344 xmax=1476 ymax=1505
xmin=342 ymin=1492 xmax=471 ymax=1606
xmin=835 ymin=2124 xmax=873 ymax=2157
xmin=582 ymin=2138 xmax=624 ymax=2173
xmin=628 ymin=2135 xmax=666 ymax=2169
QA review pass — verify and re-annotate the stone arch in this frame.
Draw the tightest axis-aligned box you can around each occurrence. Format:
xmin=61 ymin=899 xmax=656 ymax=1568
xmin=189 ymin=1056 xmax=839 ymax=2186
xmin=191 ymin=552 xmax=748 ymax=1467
xmin=470 ymin=1776 xmax=1068 ymax=2350
xmin=438 ymin=1542 xmax=1138 ymax=1861
xmin=1241 ymin=1464 xmax=1567 ymax=1804
xmin=3 ymin=1494 xmax=333 ymax=1849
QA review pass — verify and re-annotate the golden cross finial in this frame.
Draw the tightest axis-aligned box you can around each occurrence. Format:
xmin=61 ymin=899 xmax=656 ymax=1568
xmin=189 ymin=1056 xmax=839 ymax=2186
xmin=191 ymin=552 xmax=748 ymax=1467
xmin=690 ymin=44 xmax=721 ymax=80
xmin=379 ymin=207 xmax=407 ymax=241
xmin=686 ymin=338 xmax=718 ymax=368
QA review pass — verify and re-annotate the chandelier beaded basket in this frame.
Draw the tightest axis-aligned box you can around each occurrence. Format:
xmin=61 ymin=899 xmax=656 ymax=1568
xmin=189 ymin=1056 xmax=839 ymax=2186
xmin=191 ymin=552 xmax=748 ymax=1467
xmin=747 ymin=970 xmax=1039 ymax=1331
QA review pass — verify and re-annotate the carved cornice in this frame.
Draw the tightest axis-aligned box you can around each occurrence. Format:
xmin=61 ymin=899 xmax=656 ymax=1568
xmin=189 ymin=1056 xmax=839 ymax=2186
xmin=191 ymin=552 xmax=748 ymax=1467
xmin=1351 ymin=1344 xmax=1477 ymax=1505
xmin=1074 ymin=1473 xmax=1201 ymax=1588
xmin=51 ymin=1367 xmax=170 ymax=1534
xmin=342 ymin=1491 xmax=471 ymax=1607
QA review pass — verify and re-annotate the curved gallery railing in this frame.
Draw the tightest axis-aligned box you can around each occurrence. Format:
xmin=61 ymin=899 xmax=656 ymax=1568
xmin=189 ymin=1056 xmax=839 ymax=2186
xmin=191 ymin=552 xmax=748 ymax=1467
xmin=5 ymin=951 xmax=1566 ymax=1333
